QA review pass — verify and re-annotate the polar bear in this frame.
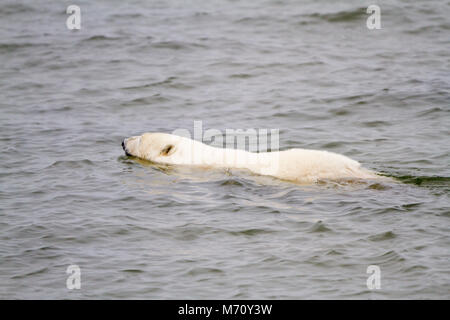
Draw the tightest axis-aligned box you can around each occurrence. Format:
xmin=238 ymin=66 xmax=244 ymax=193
xmin=122 ymin=132 xmax=380 ymax=183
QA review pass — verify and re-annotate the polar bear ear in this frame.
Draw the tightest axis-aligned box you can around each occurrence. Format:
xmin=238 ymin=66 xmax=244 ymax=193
xmin=160 ymin=144 xmax=175 ymax=156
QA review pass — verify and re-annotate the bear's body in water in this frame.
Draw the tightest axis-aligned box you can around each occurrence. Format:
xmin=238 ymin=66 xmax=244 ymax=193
xmin=122 ymin=132 xmax=380 ymax=183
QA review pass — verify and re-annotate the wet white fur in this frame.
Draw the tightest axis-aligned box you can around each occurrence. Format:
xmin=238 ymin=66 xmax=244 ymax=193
xmin=123 ymin=132 xmax=379 ymax=183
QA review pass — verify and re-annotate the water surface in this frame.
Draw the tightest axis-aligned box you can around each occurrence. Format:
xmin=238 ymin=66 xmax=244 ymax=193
xmin=0 ymin=0 xmax=449 ymax=299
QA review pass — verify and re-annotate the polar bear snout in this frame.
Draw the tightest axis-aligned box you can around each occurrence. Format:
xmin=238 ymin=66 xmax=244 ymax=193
xmin=122 ymin=138 xmax=133 ymax=156
xmin=122 ymin=136 xmax=141 ymax=157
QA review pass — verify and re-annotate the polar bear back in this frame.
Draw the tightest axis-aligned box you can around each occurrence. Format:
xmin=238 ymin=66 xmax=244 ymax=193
xmin=272 ymin=149 xmax=376 ymax=182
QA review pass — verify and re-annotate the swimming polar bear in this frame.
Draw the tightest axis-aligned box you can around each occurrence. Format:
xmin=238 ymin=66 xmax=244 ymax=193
xmin=122 ymin=132 xmax=380 ymax=183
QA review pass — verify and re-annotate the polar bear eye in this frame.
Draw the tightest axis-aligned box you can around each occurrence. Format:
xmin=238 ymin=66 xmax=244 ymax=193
xmin=160 ymin=144 xmax=174 ymax=156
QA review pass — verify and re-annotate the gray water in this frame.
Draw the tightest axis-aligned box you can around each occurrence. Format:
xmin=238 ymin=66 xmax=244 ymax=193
xmin=1 ymin=0 xmax=449 ymax=299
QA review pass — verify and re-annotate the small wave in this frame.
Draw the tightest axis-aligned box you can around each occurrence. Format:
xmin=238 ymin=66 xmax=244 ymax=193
xmin=122 ymin=77 xmax=192 ymax=90
xmin=0 ymin=42 xmax=48 ymax=53
xmin=11 ymin=267 xmax=49 ymax=279
xmin=329 ymin=108 xmax=352 ymax=116
xmin=401 ymin=265 xmax=429 ymax=273
xmin=186 ymin=267 xmax=224 ymax=277
xmin=311 ymin=93 xmax=374 ymax=104
xmin=368 ymin=231 xmax=397 ymax=242
xmin=81 ymin=35 xmax=123 ymax=42
xmin=121 ymin=269 xmax=145 ymax=273
xmin=0 ymin=3 xmax=36 ymax=15
xmin=367 ymin=183 xmax=391 ymax=191
xmin=394 ymin=175 xmax=450 ymax=187
xmin=219 ymin=179 xmax=244 ymax=187
xmin=356 ymin=250 xmax=407 ymax=274
xmin=309 ymin=221 xmax=332 ymax=233
xmin=306 ymin=7 xmax=366 ymax=23
xmin=361 ymin=120 xmax=391 ymax=128
xmin=108 ymin=13 xmax=145 ymax=20
xmin=404 ymin=24 xmax=450 ymax=35
xmin=227 ymin=228 xmax=275 ymax=237
xmin=229 ymin=73 xmax=254 ymax=79
xmin=417 ymin=107 xmax=446 ymax=116
xmin=234 ymin=15 xmax=286 ymax=26
xmin=45 ymin=159 xmax=96 ymax=169
xmin=325 ymin=249 xmax=343 ymax=256
xmin=150 ymin=41 xmax=206 ymax=50
xmin=321 ymin=141 xmax=343 ymax=149
xmin=121 ymin=94 xmax=170 ymax=106
xmin=372 ymin=250 xmax=405 ymax=264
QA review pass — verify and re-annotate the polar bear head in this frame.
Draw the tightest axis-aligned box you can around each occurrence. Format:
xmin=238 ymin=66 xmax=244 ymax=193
xmin=123 ymin=132 xmax=280 ymax=173
xmin=122 ymin=132 xmax=193 ymax=164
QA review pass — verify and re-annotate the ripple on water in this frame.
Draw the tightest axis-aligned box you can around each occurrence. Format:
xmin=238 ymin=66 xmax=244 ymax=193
xmin=45 ymin=159 xmax=96 ymax=169
xmin=367 ymin=231 xmax=397 ymax=242
xmin=370 ymin=250 xmax=406 ymax=266
xmin=306 ymin=7 xmax=367 ymax=23
xmin=1 ymin=0 xmax=449 ymax=300
xmin=227 ymin=228 xmax=277 ymax=237
xmin=308 ymin=221 xmax=333 ymax=233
